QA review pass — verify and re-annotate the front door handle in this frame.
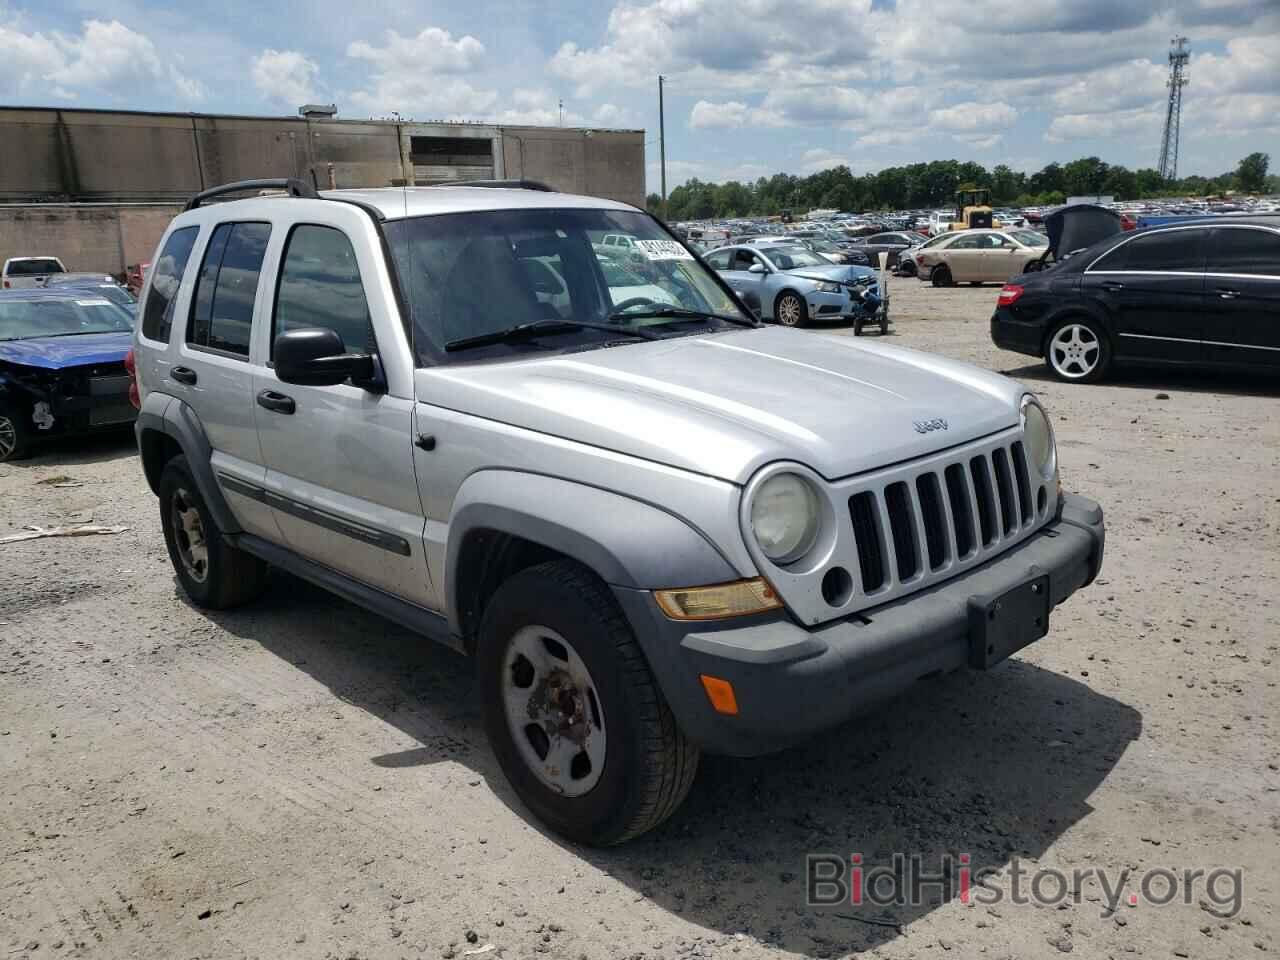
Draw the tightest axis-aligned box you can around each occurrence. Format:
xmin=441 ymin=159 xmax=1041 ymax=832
xmin=1101 ymin=281 xmax=1125 ymax=292
xmin=1216 ymin=288 xmax=1239 ymax=300
xmin=170 ymin=365 xmax=198 ymax=385
xmin=256 ymin=390 xmax=296 ymax=415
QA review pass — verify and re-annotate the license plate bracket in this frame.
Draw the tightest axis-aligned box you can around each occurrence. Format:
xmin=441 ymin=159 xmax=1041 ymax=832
xmin=967 ymin=573 xmax=1051 ymax=669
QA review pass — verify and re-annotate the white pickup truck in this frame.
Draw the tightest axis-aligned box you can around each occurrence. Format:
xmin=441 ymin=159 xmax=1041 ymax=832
xmin=2 ymin=256 xmax=67 ymax=289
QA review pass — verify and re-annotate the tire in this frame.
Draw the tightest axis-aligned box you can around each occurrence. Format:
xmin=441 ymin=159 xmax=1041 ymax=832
xmin=774 ymin=291 xmax=808 ymax=327
xmin=0 ymin=404 xmax=32 ymax=462
xmin=931 ymin=265 xmax=953 ymax=287
xmin=478 ymin=559 xmax=699 ymax=846
xmin=898 ymin=260 xmax=916 ymax=277
xmin=1044 ymin=316 xmax=1111 ymax=383
xmin=159 ymin=455 xmax=268 ymax=608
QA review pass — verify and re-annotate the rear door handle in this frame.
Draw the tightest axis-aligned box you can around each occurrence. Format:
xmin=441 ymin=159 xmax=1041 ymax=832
xmin=1216 ymin=288 xmax=1239 ymax=300
xmin=1101 ymin=281 xmax=1125 ymax=292
xmin=170 ymin=365 xmax=198 ymax=385
xmin=256 ymin=390 xmax=296 ymax=415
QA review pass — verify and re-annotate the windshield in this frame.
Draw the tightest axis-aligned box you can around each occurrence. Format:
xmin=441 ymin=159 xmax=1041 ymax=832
xmin=1011 ymin=230 xmax=1049 ymax=247
xmin=763 ymin=246 xmax=829 ymax=269
xmin=386 ymin=208 xmax=749 ymax=364
xmin=6 ymin=259 xmax=64 ymax=276
xmin=0 ymin=298 xmax=134 ymax=341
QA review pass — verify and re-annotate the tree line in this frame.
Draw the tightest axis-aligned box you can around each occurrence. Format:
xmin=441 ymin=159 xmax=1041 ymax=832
xmin=647 ymin=153 xmax=1274 ymax=220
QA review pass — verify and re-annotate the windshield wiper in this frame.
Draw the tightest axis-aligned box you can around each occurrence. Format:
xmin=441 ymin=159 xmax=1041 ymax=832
xmin=607 ymin=305 xmax=757 ymax=328
xmin=444 ymin=318 xmax=660 ymax=353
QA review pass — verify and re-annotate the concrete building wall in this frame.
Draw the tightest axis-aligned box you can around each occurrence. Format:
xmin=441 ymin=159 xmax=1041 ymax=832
xmin=0 ymin=205 xmax=180 ymax=277
xmin=0 ymin=108 xmax=644 ymax=206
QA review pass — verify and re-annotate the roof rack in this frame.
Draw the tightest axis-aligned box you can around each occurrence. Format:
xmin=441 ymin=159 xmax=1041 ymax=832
xmin=184 ymin=178 xmax=319 ymax=211
xmin=435 ymin=179 xmax=555 ymax=192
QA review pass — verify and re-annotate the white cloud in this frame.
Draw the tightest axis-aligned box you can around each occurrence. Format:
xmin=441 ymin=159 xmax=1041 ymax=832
xmin=0 ymin=17 xmax=202 ymax=102
xmin=799 ymin=148 xmax=851 ymax=174
xmin=494 ymin=88 xmax=584 ymax=126
xmin=346 ymin=26 xmax=495 ymax=118
xmin=953 ymin=133 xmax=1004 ymax=149
xmin=928 ymin=101 xmax=1018 ymax=132
xmin=689 ymin=99 xmax=787 ymax=130
xmin=252 ymin=49 xmax=320 ymax=106
xmin=1044 ymin=106 xmax=1161 ymax=143
xmin=592 ymin=102 xmax=636 ymax=127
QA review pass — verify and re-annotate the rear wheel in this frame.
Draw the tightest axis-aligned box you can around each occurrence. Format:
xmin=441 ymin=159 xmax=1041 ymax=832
xmin=159 ymin=455 xmax=268 ymax=608
xmin=898 ymin=259 xmax=916 ymax=277
xmin=931 ymin=265 xmax=953 ymax=287
xmin=774 ymin=292 xmax=807 ymax=327
xmin=0 ymin=405 xmax=32 ymax=462
xmin=1045 ymin=317 xmax=1111 ymax=383
xmin=478 ymin=559 xmax=699 ymax=845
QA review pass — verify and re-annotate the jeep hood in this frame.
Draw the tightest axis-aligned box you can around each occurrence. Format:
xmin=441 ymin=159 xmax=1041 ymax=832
xmin=415 ymin=327 xmax=1024 ymax=484
xmin=0 ymin=332 xmax=131 ymax=370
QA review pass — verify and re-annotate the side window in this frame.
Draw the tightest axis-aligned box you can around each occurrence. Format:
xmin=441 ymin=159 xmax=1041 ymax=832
xmin=274 ymin=225 xmax=375 ymax=354
xmin=1121 ymin=229 xmax=1205 ymax=272
xmin=730 ymin=250 xmax=758 ymax=271
xmin=141 ymin=226 xmax=199 ymax=343
xmin=1090 ymin=240 xmax=1129 ymax=272
xmin=950 ymin=235 xmax=982 ymax=249
xmin=187 ymin=222 xmax=271 ymax=357
xmin=704 ymin=249 xmax=732 ymax=271
xmin=1206 ymin=228 xmax=1280 ymax=276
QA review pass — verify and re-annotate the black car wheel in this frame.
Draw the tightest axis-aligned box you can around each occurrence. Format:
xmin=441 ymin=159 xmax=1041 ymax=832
xmin=775 ymin=292 xmax=808 ymax=327
xmin=0 ymin=405 xmax=32 ymax=462
xmin=931 ymin=265 xmax=954 ymax=287
xmin=898 ymin=260 xmax=917 ymax=277
xmin=478 ymin=559 xmax=699 ymax=845
xmin=1045 ymin=317 xmax=1111 ymax=383
xmin=159 ymin=455 xmax=268 ymax=608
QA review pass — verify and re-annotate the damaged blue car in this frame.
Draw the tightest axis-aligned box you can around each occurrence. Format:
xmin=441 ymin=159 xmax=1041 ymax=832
xmin=0 ymin=289 xmax=137 ymax=462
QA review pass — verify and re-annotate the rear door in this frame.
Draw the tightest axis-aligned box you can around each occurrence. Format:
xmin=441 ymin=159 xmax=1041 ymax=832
xmin=1201 ymin=225 xmax=1280 ymax=368
xmin=253 ymin=215 xmax=435 ymax=608
xmin=172 ymin=220 xmax=282 ymax=541
xmin=943 ymin=233 xmax=985 ymax=281
xmin=1082 ymin=227 xmax=1206 ymax=364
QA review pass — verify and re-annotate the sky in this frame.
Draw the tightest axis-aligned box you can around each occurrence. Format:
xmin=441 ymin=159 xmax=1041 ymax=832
xmin=1 ymin=1 xmax=1277 ymax=193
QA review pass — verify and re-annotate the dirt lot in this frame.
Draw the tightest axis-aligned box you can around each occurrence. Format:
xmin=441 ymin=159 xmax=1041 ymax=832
xmin=2 ymin=278 xmax=1277 ymax=960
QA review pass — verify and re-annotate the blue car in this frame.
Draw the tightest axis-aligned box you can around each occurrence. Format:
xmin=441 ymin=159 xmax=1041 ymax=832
xmin=703 ymin=241 xmax=888 ymax=333
xmin=44 ymin=275 xmax=138 ymax=315
xmin=0 ymin=289 xmax=136 ymax=461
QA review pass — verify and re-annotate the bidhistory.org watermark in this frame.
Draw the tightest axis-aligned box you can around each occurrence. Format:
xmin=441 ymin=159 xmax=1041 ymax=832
xmin=806 ymin=853 xmax=1244 ymax=918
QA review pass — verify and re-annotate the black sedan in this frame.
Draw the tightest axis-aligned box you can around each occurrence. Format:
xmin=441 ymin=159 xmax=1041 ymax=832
xmin=991 ymin=216 xmax=1280 ymax=382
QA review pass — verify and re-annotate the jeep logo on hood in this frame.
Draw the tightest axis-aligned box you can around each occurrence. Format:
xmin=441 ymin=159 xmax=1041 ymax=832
xmin=913 ymin=417 xmax=949 ymax=434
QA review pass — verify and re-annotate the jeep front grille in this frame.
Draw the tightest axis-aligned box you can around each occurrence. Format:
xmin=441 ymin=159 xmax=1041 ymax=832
xmin=750 ymin=426 xmax=1057 ymax=627
xmin=846 ymin=436 xmax=1044 ymax=595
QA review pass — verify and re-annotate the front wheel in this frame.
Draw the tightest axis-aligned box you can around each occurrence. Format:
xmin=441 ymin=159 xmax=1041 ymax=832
xmin=774 ymin=292 xmax=808 ymax=327
xmin=478 ymin=559 xmax=699 ymax=845
xmin=0 ymin=405 xmax=32 ymax=462
xmin=1045 ymin=317 xmax=1111 ymax=383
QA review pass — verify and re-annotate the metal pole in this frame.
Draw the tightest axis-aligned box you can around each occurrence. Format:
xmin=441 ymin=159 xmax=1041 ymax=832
xmin=659 ymin=75 xmax=667 ymax=218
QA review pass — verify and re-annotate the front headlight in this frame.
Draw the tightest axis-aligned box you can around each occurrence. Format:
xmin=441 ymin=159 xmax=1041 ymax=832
xmin=816 ymin=281 xmax=842 ymax=293
xmin=1021 ymin=395 xmax=1056 ymax=479
xmin=750 ymin=472 xmax=820 ymax=563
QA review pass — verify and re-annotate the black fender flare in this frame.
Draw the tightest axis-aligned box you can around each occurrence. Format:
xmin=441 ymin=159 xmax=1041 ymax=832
xmin=135 ymin=392 xmax=241 ymax=534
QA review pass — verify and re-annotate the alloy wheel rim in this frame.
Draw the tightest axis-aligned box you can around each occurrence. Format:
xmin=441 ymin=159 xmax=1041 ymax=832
xmin=0 ymin=416 xmax=15 ymax=459
xmin=778 ymin=296 xmax=801 ymax=325
xmin=1049 ymin=324 xmax=1100 ymax=379
xmin=170 ymin=487 xmax=210 ymax=582
xmin=502 ymin=625 xmax=607 ymax=797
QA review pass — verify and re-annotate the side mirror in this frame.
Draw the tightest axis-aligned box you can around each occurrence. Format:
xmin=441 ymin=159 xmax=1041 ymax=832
xmin=274 ymin=327 xmax=378 ymax=388
xmin=748 ymin=262 xmax=767 ymax=274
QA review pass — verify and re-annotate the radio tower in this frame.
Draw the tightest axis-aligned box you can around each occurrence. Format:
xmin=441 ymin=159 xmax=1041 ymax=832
xmin=1157 ymin=37 xmax=1190 ymax=181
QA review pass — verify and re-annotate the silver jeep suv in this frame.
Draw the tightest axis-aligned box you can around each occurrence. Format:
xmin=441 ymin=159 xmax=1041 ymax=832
xmin=130 ymin=178 xmax=1105 ymax=845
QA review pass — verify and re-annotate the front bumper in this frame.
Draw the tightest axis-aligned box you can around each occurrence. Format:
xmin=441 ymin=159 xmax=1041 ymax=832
xmin=615 ymin=494 xmax=1104 ymax=757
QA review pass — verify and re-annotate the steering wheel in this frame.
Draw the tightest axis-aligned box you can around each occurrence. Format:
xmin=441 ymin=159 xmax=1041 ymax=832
xmin=611 ymin=296 xmax=657 ymax=313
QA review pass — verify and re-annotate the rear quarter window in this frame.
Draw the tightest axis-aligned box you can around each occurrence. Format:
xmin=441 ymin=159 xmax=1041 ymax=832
xmin=1109 ymin=229 xmax=1206 ymax=272
xmin=141 ymin=226 xmax=199 ymax=343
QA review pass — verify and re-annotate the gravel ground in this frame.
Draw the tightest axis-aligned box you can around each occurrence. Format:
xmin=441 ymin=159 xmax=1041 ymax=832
xmin=1 ymin=278 xmax=1277 ymax=960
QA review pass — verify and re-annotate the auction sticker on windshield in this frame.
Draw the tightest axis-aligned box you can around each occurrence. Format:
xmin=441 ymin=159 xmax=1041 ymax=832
xmin=633 ymin=240 xmax=695 ymax=261
xmin=75 ymin=299 xmax=113 ymax=307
